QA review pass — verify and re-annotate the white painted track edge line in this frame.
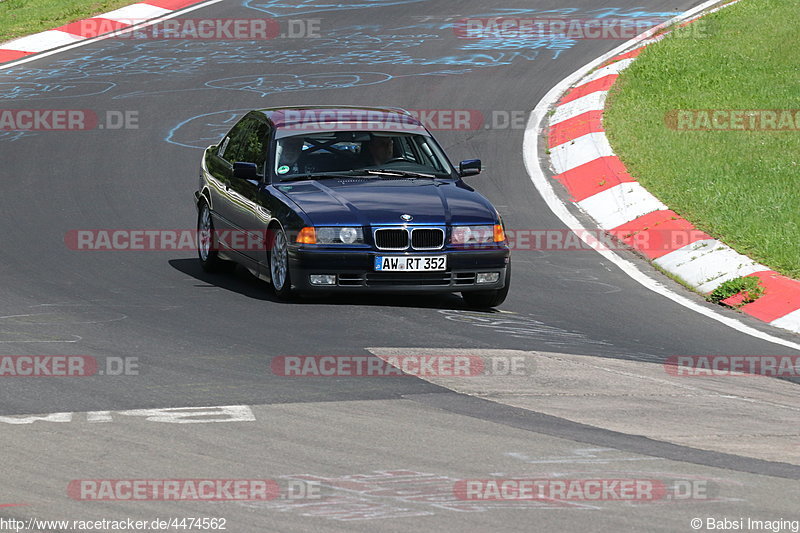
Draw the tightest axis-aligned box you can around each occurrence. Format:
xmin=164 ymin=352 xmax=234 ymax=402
xmin=0 ymin=0 xmax=225 ymax=70
xmin=523 ymin=0 xmax=800 ymax=350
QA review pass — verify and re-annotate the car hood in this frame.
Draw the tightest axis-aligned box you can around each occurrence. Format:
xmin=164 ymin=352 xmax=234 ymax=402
xmin=274 ymin=178 xmax=498 ymax=226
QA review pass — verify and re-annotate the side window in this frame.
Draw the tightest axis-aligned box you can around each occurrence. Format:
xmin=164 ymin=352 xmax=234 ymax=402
xmin=398 ymin=136 xmax=420 ymax=163
xmin=220 ymin=117 xmax=253 ymax=163
xmin=240 ymin=121 xmax=271 ymax=174
xmin=220 ymin=118 xmax=252 ymax=163
xmin=217 ymin=137 xmax=230 ymax=158
xmin=416 ymin=137 xmax=447 ymax=172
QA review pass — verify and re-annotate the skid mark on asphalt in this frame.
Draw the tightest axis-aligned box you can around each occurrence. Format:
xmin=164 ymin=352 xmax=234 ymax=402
xmin=0 ymin=311 xmax=127 ymax=325
xmin=235 ymin=468 xmax=745 ymax=521
xmin=506 ymin=449 xmax=660 ymax=465
xmin=532 ymin=262 xmax=624 ymax=295
xmin=437 ymin=309 xmax=615 ymax=348
xmin=0 ymin=308 xmax=128 ymax=344
xmin=237 ymin=469 xmax=599 ymax=521
xmin=0 ymin=332 xmax=81 ymax=343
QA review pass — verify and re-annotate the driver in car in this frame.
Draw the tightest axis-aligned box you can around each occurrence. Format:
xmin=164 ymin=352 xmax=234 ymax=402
xmin=277 ymin=136 xmax=306 ymax=174
xmin=364 ymin=135 xmax=395 ymax=166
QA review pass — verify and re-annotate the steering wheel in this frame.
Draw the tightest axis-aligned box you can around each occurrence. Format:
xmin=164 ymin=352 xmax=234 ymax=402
xmin=382 ymin=157 xmax=409 ymax=164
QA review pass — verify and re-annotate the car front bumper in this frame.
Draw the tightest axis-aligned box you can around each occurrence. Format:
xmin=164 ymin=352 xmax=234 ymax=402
xmin=288 ymin=247 xmax=510 ymax=293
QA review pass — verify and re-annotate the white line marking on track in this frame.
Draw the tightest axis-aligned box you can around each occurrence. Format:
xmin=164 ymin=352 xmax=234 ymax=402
xmin=0 ymin=405 xmax=255 ymax=424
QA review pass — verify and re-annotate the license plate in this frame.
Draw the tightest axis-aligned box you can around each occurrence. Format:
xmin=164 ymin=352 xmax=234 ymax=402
xmin=375 ymin=255 xmax=447 ymax=272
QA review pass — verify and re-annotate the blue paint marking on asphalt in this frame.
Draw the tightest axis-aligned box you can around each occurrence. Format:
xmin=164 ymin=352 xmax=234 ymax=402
xmin=159 ymin=4 xmax=677 ymax=149
xmin=206 ymin=71 xmax=393 ymax=96
xmin=0 ymin=4 xmax=679 ymax=146
xmin=165 ymin=109 xmax=252 ymax=149
xmin=163 ymin=69 xmax=471 ymax=149
xmin=0 ymin=131 xmax=34 ymax=143
xmin=243 ymin=0 xmax=427 ymax=17
xmin=0 ymin=82 xmax=116 ymax=100
xmin=3 ymin=5 xmax=674 ymax=87
xmin=461 ymin=6 xmax=677 ymax=18
xmin=0 ymin=6 xmax=679 ymax=89
xmin=111 ymin=71 xmax=393 ymax=100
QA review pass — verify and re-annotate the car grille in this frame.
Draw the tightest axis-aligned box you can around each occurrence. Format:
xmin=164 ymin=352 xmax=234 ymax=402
xmin=373 ymin=227 xmax=444 ymax=251
xmin=374 ymin=229 xmax=408 ymax=250
xmin=334 ymin=272 xmax=477 ymax=287
xmin=411 ymin=228 xmax=444 ymax=250
xmin=365 ymin=272 xmax=451 ymax=286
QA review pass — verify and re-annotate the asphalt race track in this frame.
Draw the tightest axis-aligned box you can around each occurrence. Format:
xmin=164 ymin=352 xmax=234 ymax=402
xmin=1 ymin=0 xmax=799 ymax=531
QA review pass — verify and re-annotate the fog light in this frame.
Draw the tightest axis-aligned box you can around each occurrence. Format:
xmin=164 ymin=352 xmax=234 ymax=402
xmin=310 ymin=274 xmax=336 ymax=286
xmin=476 ymin=272 xmax=500 ymax=284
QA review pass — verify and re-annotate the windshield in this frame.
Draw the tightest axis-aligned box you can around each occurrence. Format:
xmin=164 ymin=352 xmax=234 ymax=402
xmin=273 ymin=131 xmax=455 ymax=181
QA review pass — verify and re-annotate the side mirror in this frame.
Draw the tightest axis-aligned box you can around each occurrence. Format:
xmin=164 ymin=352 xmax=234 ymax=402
xmin=459 ymin=159 xmax=481 ymax=177
xmin=233 ymin=162 xmax=259 ymax=180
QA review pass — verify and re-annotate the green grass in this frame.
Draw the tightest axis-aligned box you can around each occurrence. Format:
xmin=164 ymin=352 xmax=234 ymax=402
xmin=604 ymin=0 xmax=800 ymax=279
xmin=0 ymin=0 xmax=141 ymax=42
xmin=708 ymin=276 xmax=765 ymax=305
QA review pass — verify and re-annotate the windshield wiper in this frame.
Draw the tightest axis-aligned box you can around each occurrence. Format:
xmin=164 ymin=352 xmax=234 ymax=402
xmin=279 ymin=169 xmax=446 ymax=182
xmin=278 ymin=172 xmax=357 ymax=182
xmin=362 ymin=169 xmax=439 ymax=179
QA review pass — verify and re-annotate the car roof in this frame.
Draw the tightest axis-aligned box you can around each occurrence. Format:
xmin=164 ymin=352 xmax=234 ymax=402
xmin=255 ymin=106 xmax=430 ymax=136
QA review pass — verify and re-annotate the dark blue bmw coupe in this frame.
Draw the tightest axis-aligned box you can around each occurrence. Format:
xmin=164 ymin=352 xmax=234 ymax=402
xmin=194 ymin=106 xmax=510 ymax=307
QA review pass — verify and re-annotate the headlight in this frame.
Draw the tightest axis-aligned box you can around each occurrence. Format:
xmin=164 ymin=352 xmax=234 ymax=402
xmin=451 ymin=225 xmax=495 ymax=245
xmin=315 ymin=226 xmax=364 ymax=245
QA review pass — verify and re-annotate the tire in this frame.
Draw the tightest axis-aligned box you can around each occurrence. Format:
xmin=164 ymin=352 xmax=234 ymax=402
xmin=197 ymin=202 xmax=226 ymax=273
xmin=462 ymin=264 xmax=511 ymax=308
xmin=269 ymin=226 xmax=294 ymax=300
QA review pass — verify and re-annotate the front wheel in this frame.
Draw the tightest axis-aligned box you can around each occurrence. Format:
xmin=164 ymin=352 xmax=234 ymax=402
xmin=269 ymin=226 xmax=294 ymax=300
xmin=197 ymin=202 xmax=226 ymax=273
xmin=462 ymin=265 xmax=511 ymax=308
